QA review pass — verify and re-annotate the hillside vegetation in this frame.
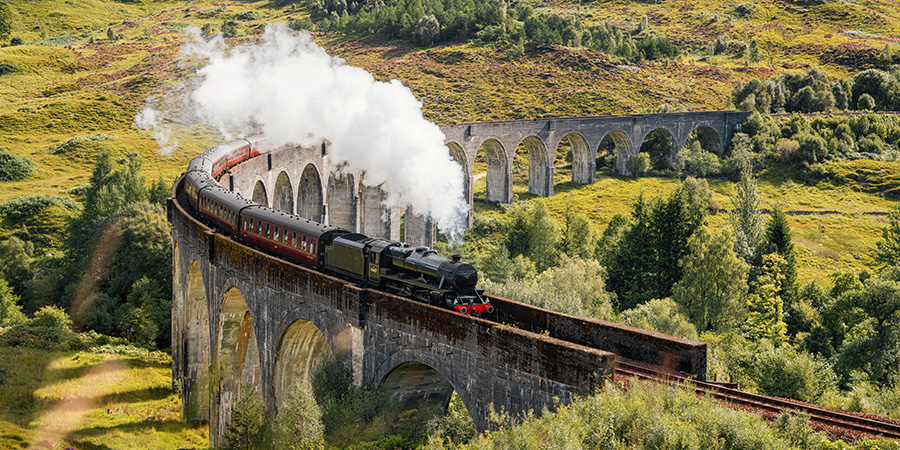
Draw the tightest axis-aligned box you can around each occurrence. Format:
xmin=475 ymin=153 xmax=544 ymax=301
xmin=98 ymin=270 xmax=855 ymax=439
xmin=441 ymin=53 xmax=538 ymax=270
xmin=2 ymin=0 xmax=900 ymax=447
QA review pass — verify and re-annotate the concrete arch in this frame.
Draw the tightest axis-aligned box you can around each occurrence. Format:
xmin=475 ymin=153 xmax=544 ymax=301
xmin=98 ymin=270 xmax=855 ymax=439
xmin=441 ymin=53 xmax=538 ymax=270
xmin=185 ymin=261 xmax=210 ymax=422
xmin=298 ymin=164 xmax=324 ymax=222
xmin=516 ymin=136 xmax=552 ymax=197
xmin=273 ymin=319 xmax=331 ymax=409
xmin=252 ymin=180 xmax=268 ymax=207
xmin=374 ymin=352 xmax=479 ymax=429
xmin=690 ymin=125 xmax=723 ymax=155
xmin=476 ymin=138 xmax=510 ymax=203
xmin=216 ymin=287 xmax=262 ymax=433
xmin=273 ymin=171 xmax=294 ymax=214
xmin=327 ymin=171 xmax=357 ymax=230
xmin=561 ymin=132 xmax=593 ymax=185
xmin=639 ymin=127 xmax=678 ymax=171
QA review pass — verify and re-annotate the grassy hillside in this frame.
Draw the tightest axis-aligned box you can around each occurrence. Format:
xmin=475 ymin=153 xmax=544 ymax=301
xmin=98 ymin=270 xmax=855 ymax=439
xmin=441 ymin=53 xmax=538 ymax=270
xmin=0 ymin=345 xmax=206 ymax=450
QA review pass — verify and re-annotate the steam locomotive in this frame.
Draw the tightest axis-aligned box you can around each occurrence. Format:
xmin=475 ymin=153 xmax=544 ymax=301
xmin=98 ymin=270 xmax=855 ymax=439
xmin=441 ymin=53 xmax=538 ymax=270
xmin=180 ymin=137 xmax=492 ymax=315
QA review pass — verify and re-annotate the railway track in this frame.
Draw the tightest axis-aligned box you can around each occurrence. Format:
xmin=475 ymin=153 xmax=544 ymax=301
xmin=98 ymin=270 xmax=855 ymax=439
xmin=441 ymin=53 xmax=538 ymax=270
xmin=615 ymin=359 xmax=900 ymax=441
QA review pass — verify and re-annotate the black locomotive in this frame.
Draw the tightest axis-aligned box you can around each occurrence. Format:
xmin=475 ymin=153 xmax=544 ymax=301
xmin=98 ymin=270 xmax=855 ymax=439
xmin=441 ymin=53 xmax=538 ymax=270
xmin=180 ymin=137 xmax=492 ymax=315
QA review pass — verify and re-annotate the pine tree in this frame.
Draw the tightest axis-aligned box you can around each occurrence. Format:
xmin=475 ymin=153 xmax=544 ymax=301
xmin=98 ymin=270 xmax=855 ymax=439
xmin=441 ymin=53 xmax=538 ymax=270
xmin=224 ymin=383 xmax=264 ymax=450
xmin=766 ymin=207 xmax=797 ymax=305
xmin=745 ymin=253 xmax=788 ymax=344
xmin=730 ymin=168 xmax=765 ymax=266
xmin=271 ymin=380 xmax=325 ymax=450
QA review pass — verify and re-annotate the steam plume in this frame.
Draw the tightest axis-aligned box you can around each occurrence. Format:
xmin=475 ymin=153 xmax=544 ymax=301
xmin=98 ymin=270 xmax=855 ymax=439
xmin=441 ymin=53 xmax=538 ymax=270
xmin=137 ymin=25 xmax=469 ymax=239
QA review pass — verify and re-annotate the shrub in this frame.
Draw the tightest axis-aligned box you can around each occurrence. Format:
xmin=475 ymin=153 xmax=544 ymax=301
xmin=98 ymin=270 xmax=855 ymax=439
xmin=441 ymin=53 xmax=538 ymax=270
xmin=46 ymin=133 xmax=115 ymax=155
xmin=626 ymin=152 xmax=651 ymax=176
xmin=754 ymin=344 xmax=836 ymax=402
xmin=10 ymin=36 xmax=22 ymax=46
xmin=32 ymin=305 xmax=72 ymax=331
xmin=0 ymin=63 xmax=16 ymax=75
xmin=0 ymin=195 xmax=80 ymax=222
xmin=233 ymin=11 xmax=261 ymax=21
xmin=0 ymin=150 xmax=36 ymax=181
xmin=858 ymin=93 xmax=876 ymax=110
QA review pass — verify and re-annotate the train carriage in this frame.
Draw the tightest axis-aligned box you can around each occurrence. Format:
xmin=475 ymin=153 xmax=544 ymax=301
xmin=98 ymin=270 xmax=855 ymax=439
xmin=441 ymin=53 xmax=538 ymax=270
xmin=240 ymin=206 xmax=343 ymax=267
xmin=198 ymin=186 xmax=254 ymax=236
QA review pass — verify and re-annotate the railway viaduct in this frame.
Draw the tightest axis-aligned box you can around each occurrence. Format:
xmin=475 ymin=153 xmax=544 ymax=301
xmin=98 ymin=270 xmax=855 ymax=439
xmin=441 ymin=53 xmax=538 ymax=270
xmin=170 ymin=112 xmax=746 ymax=446
xmin=220 ymin=111 xmax=750 ymax=245
xmin=440 ymin=111 xmax=751 ymax=209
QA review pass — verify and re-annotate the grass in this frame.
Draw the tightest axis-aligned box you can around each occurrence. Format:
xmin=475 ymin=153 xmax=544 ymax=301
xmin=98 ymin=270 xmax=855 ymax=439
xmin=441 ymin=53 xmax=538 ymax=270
xmin=0 ymin=345 xmax=207 ymax=450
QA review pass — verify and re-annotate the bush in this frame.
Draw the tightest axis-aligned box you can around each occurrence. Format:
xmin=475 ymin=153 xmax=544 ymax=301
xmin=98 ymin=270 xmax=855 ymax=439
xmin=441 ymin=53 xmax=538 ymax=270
xmin=9 ymin=37 xmax=22 ymax=46
xmin=0 ymin=63 xmax=16 ymax=75
xmin=626 ymin=152 xmax=651 ymax=176
xmin=46 ymin=133 xmax=115 ymax=155
xmin=754 ymin=344 xmax=836 ymax=402
xmin=0 ymin=195 xmax=80 ymax=222
xmin=31 ymin=305 xmax=72 ymax=331
xmin=0 ymin=150 xmax=36 ymax=182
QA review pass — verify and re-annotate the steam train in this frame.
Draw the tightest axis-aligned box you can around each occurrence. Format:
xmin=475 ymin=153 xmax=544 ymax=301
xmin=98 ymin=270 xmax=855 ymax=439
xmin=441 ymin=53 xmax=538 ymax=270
xmin=180 ymin=137 xmax=493 ymax=315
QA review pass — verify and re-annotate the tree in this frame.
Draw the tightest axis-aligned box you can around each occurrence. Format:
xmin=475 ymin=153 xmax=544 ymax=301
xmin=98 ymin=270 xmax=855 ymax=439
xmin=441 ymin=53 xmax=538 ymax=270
xmin=745 ymin=253 xmax=788 ymax=344
xmin=625 ymin=152 xmax=650 ymax=177
xmin=621 ymin=297 xmax=698 ymax=340
xmin=607 ymin=189 xmax=703 ymax=310
xmin=672 ymin=226 xmax=749 ymax=332
xmin=730 ymin=168 xmax=765 ymax=266
xmin=874 ymin=206 xmax=900 ymax=267
xmin=505 ymin=201 xmax=560 ymax=271
xmin=224 ymin=383 xmax=264 ymax=450
xmin=271 ymin=380 xmax=325 ymax=450
xmin=831 ymin=267 xmax=900 ymax=385
xmin=0 ymin=3 xmax=11 ymax=41
xmin=559 ymin=204 xmax=598 ymax=260
xmin=766 ymin=207 xmax=797 ymax=306
xmin=858 ymin=93 xmax=876 ymax=111
xmin=0 ymin=279 xmax=28 ymax=327
xmin=0 ymin=237 xmax=34 ymax=296
xmin=414 ymin=15 xmax=440 ymax=45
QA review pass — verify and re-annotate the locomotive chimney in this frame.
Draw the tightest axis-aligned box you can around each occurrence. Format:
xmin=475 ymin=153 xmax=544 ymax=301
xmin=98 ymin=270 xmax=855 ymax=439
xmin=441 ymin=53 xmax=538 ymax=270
xmin=451 ymin=254 xmax=462 ymax=262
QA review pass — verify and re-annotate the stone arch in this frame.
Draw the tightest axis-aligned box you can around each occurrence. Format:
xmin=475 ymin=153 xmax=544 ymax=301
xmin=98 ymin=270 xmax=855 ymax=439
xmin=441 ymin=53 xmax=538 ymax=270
xmin=376 ymin=357 xmax=478 ymax=429
xmin=447 ymin=142 xmax=470 ymax=208
xmin=560 ymin=133 xmax=592 ymax=184
xmin=639 ymin=128 xmax=678 ymax=172
xmin=185 ymin=261 xmax=210 ymax=422
xmin=216 ymin=287 xmax=262 ymax=437
xmin=298 ymin=164 xmax=324 ymax=222
xmin=252 ymin=180 xmax=268 ymax=207
xmin=273 ymin=171 xmax=294 ymax=214
xmin=273 ymin=319 xmax=331 ymax=409
xmin=598 ymin=130 xmax=633 ymax=176
xmin=475 ymin=138 xmax=510 ymax=203
xmin=515 ymin=136 xmax=552 ymax=197
xmin=327 ymin=171 xmax=357 ymax=230
xmin=689 ymin=125 xmax=723 ymax=155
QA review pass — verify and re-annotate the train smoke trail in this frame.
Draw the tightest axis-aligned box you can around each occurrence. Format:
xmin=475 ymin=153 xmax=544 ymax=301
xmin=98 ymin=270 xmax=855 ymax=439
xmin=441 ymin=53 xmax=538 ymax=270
xmin=136 ymin=25 xmax=469 ymax=240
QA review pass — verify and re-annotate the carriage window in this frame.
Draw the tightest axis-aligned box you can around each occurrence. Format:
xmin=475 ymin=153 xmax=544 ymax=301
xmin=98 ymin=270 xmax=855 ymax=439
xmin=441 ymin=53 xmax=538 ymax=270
xmin=311 ymin=242 xmax=316 ymax=254
xmin=265 ymin=224 xmax=270 ymax=238
xmin=283 ymin=232 xmax=289 ymax=244
xmin=301 ymin=236 xmax=307 ymax=252
xmin=291 ymin=233 xmax=297 ymax=247
xmin=274 ymin=227 xmax=279 ymax=241
xmin=243 ymin=219 xmax=247 ymax=231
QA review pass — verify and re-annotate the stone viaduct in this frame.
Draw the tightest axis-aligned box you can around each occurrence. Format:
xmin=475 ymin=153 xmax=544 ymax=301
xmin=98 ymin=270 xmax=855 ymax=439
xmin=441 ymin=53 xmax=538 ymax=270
xmin=441 ymin=111 xmax=751 ymax=209
xmin=169 ymin=112 xmax=753 ymax=447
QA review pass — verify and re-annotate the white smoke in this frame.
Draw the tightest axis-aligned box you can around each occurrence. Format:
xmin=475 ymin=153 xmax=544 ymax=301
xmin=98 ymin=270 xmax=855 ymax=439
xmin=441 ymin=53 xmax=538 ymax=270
xmin=137 ymin=24 xmax=469 ymax=240
xmin=134 ymin=103 xmax=178 ymax=155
